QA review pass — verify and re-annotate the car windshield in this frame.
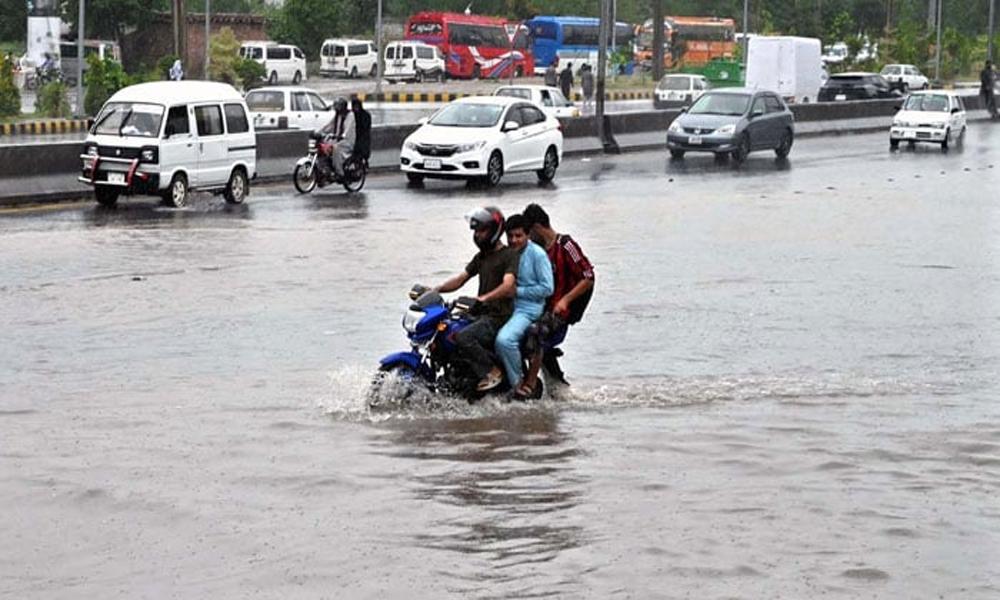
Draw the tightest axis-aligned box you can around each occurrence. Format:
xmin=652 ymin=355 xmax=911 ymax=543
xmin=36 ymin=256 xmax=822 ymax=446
xmin=246 ymin=91 xmax=285 ymax=112
xmin=92 ymin=102 xmax=164 ymax=137
xmin=658 ymin=77 xmax=689 ymax=90
xmin=688 ymin=93 xmax=750 ymax=116
xmin=903 ymin=94 xmax=950 ymax=112
xmin=494 ymin=88 xmax=531 ymax=100
xmin=429 ymin=103 xmax=504 ymax=127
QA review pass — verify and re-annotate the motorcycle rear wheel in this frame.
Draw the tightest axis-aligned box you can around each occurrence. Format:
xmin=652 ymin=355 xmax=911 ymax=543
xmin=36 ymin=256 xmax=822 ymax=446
xmin=293 ymin=162 xmax=317 ymax=194
xmin=342 ymin=162 xmax=367 ymax=193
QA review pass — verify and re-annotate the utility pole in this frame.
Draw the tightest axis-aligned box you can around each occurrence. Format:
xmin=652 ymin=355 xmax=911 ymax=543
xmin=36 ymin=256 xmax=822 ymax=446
xmin=596 ymin=0 xmax=618 ymax=152
xmin=652 ymin=0 xmax=664 ymax=81
xmin=204 ymin=0 xmax=211 ymax=79
xmin=989 ymin=0 xmax=996 ymax=63
xmin=742 ymin=0 xmax=750 ymax=71
xmin=76 ymin=0 xmax=84 ymax=116
xmin=934 ymin=0 xmax=943 ymax=82
xmin=375 ymin=0 xmax=383 ymax=99
xmin=173 ymin=0 xmax=187 ymax=68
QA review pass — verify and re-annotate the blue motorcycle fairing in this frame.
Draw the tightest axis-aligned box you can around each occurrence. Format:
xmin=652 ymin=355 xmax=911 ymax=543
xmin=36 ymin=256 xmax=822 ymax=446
xmin=378 ymin=351 xmax=434 ymax=381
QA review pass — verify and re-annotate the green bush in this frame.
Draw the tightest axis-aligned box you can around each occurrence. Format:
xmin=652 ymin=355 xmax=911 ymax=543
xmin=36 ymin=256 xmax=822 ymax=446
xmin=236 ymin=57 xmax=266 ymax=90
xmin=37 ymin=80 xmax=71 ymax=118
xmin=208 ymin=27 xmax=241 ymax=85
xmin=156 ymin=54 xmax=180 ymax=80
xmin=83 ymin=54 xmax=133 ymax=116
xmin=0 ymin=54 xmax=21 ymax=118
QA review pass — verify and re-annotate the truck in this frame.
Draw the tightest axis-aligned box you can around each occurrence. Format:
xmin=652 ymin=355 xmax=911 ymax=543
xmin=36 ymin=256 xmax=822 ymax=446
xmin=745 ymin=36 xmax=823 ymax=104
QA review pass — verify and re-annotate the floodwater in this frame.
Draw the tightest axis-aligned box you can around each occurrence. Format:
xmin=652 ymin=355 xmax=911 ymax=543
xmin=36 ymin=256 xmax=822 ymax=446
xmin=2 ymin=129 xmax=999 ymax=598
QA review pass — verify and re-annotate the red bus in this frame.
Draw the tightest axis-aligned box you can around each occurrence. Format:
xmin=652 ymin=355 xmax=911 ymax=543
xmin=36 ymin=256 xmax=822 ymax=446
xmin=404 ymin=12 xmax=534 ymax=80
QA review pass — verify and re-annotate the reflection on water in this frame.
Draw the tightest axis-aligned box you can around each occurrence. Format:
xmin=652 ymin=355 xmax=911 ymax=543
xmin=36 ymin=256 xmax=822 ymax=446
xmin=84 ymin=197 xmax=254 ymax=228
xmin=372 ymin=410 xmax=586 ymax=597
xmin=306 ymin=193 xmax=369 ymax=220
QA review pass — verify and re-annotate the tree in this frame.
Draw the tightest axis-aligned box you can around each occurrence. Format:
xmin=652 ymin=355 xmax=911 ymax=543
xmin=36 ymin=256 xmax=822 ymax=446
xmin=208 ymin=27 xmax=240 ymax=85
xmin=61 ymin=0 xmax=170 ymax=43
xmin=0 ymin=55 xmax=21 ymax=118
xmin=37 ymin=81 xmax=71 ymax=118
xmin=269 ymin=0 xmax=345 ymax=59
xmin=0 ymin=0 xmax=28 ymax=43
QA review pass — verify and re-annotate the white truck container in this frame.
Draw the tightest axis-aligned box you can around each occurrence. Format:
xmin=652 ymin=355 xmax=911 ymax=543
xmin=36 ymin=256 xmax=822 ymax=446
xmin=745 ymin=36 xmax=823 ymax=104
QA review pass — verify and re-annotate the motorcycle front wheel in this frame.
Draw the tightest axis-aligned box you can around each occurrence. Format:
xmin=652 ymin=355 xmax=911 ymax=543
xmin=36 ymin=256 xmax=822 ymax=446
xmin=293 ymin=162 xmax=317 ymax=194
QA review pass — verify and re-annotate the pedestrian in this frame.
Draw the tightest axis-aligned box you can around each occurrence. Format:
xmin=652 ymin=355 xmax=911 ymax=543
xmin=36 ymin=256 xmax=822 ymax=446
xmin=169 ymin=59 xmax=184 ymax=81
xmin=980 ymin=60 xmax=996 ymax=119
xmin=559 ymin=61 xmax=574 ymax=100
xmin=581 ymin=64 xmax=595 ymax=110
xmin=544 ymin=60 xmax=558 ymax=87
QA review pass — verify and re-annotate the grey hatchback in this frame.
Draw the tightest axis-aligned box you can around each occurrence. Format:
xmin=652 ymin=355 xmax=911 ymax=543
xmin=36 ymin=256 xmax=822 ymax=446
xmin=666 ymin=88 xmax=795 ymax=163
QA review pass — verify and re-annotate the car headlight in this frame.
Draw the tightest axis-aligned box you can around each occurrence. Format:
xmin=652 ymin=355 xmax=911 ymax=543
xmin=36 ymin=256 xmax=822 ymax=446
xmin=668 ymin=120 xmax=682 ymax=132
xmin=86 ymin=144 xmax=98 ymax=156
xmin=140 ymin=147 xmax=158 ymax=163
xmin=891 ymin=120 xmax=902 ymax=127
xmin=714 ymin=124 xmax=736 ymax=135
xmin=932 ymin=122 xmax=946 ymax=129
xmin=457 ymin=140 xmax=486 ymax=153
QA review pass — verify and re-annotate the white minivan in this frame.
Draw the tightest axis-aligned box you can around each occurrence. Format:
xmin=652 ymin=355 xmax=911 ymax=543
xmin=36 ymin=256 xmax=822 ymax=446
xmin=240 ymin=42 xmax=307 ymax=85
xmin=79 ymin=81 xmax=257 ymax=208
xmin=384 ymin=41 xmax=446 ymax=83
xmin=320 ymin=39 xmax=378 ymax=78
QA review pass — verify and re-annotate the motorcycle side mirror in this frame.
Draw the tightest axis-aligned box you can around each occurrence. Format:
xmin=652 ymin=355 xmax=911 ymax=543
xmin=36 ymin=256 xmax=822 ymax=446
xmin=409 ymin=284 xmax=430 ymax=301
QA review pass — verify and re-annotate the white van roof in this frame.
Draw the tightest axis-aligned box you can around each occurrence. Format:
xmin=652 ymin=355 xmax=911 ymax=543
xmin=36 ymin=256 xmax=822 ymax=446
xmin=108 ymin=81 xmax=245 ymax=105
xmin=323 ymin=39 xmax=373 ymax=45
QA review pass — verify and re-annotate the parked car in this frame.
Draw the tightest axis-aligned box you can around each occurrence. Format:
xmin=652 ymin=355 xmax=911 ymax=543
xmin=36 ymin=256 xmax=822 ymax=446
xmin=822 ymin=42 xmax=848 ymax=64
xmin=818 ymin=72 xmax=900 ymax=101
xmin=880 ymin=64 xmax=930 ymax=92
xmin=654 ymin=74 xmax=710 ymax=109
xmin=890 ymin=90 xmax=967 ymax=150
xmin=383 ymin=41 xmax=446 ymax=83
xmin=59 ymin=39 xmax=120 ymax=87
xmin=400 ymin=96 xmax=563 ymax=187
xmin=320 ymin=39 xmax=378 ymax=78
xmin=245 ymin=87 xmax=332 ymax=131
xmin=79 ymin=81 xmax=256 ymax=208
xmin=666 ymin=88 xmax=795 ymax=163
xmin=493 ymin=85 xmax=580 ymax=118
xmin=240 ymin=42 xmax=307 ymax=85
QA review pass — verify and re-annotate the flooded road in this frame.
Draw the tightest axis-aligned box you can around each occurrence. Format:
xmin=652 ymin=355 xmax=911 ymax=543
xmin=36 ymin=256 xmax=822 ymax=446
xmin=2 ymin=128 xmax=1000 ymax=598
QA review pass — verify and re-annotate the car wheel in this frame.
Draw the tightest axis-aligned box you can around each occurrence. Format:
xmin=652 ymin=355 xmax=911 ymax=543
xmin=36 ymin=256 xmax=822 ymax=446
xmin=94 ymin=185 xmax=119 ymax=208
xmin=907 ymin=140 xmax=916 ymax=149
xmin=370 ymin=64 xmax=378 ymax=78
xmin=485 ymin=151 xmax=503 ymax=187
xmin=669 ymin=149 xmax=685 ymax=159
xmin=922 ymin=82 xmax=929 ymax=90
xmin=351 ymin=66 xmax=358 ymax=78
xmin=901 ymin=82 xmax=909 ymax=93
xmin=774 ymin=130 xmax=793 ymax=159
xmin=268 ymin=71 xmax=278 ymax=85
xmin=292 ymin=71 xmax=302 ymax=85
xmin=472 ymin=65 xmax=481 ymax=80
xmin=406 ymin=173 xmax=424 ymax=185
xmin=224 ymin=168 xmax=248 ymax=204
xmin=163 ymin=173 xmax=188 ymax=208
xmin=957 ymin=126 xmax=966 ymax=146
xmin=941 ymin=128 xmax=950 ymax=151
xmin=536 ymin=146 xmax=558 ymax=183
xmin=731 ymin=133 xmax=750 ymax=164
xmin=515 ymin=66 xmax=524 ymax=78
xmin=890 ymin=138 xmax=900 ymax=150
xmin=414 ymin=70 xmax=423 ymax=83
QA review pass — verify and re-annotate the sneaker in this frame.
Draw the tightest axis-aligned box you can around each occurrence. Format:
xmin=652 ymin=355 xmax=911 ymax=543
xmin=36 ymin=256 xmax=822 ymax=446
xmin=476 ymin=367 xmax=503 ymax=392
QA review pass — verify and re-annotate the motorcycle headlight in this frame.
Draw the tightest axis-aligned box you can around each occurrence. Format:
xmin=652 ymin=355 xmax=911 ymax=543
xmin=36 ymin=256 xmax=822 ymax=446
xmin=714 ymin=124 xmax=736 ymax=135
xmin=457 ymin=140 xmax=486 ymax=153
xmin=668 ymin=120 xmax=682 ymax=132
xmin=402 ymin=308 xmax=424 ymax=333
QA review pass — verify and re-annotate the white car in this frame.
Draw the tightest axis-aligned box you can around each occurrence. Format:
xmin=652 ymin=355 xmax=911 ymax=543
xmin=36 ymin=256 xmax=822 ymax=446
xmin=493 ymin=85 xmax=579 ymax=118
xmin=320 ymin=39 xmax=378 ymax=78
xmin=384 ymin=41 xmax=446 ymax=83
xmin=654 ymin=74 xmax=709 ymax=109
xmin=890 ymin=90 xmax=967 ymax=151
xmin=79 ymin=81 xmax=256 ymax=208
xmin=240 ymin=42 xmax=308 ymax=85
xmin=245 ymin=86 xmax=332 ymax=131
xmin=880 ymin=64 xmax=929 ymax=92
xmin=400 ymin=96 xmax=563 ymax=187
xmin=822 ymin=42 xmax=848 ymax=64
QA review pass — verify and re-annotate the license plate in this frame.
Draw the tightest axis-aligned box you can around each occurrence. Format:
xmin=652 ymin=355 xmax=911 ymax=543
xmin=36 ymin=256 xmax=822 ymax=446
xmin=424 ymin=158 xmax=442 ymax=170
xmin=688 ymin=135 xmax=702 ymax=145
xmin=835 ymin=94 xmax=847 ymax=101
xmin=107 ymin=172 xmax=125 ymax=184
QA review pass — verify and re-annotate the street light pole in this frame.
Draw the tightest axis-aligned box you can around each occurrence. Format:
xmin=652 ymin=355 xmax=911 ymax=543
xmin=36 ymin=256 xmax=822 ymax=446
xmin=76 ymin=0 xmax=84 ymax=115
xmin=596 ymin=0 xmax=618 ymax=152
xmin=375 ymin=0 xmax=383 ymax=99
xmin=742 ymin=0 xmax=750 ymax=71
xmin=934 ymin=0 xmax=943 ymax=82
xmin=989 ymin=0 xmax=996 ymax=63
xmin=204 ymin=0 xmax=211 ymax=79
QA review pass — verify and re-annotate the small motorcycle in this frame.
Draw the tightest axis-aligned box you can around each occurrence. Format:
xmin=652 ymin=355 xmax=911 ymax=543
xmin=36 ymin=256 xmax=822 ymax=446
xmin=293 ymin=130 xmax=367 ymax=194
xmin=369 ymin=285 xmax=564 ymax=410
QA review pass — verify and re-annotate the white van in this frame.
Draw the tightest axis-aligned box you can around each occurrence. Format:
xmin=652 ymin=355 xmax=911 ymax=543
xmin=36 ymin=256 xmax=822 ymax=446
xmin=79 ymin=81 xmax=257 ymax=208
xmin=320 ymin=39 xmax=378 ymax=78
xmin=240 ymin=42 xmax=307 ymax=85
xmin=745 ymin=36 xmax=823 ymax=104
xmin=383 ymin=41 xmax=446 ymax=83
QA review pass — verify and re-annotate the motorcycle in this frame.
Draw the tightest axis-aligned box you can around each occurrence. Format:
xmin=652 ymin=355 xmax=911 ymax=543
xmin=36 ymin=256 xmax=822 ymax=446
xmin=293 ymin=130 xmax=367 ymax=194
xmin=369 ymin=284 xmax=565 ymax=410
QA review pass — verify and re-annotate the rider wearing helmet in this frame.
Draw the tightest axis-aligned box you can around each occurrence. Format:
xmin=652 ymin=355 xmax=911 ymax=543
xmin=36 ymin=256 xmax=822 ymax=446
xmin=434 ymin=207 xmax=520 ymax=392
xmin=321 ymin=96 xmax=355 ymax=177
